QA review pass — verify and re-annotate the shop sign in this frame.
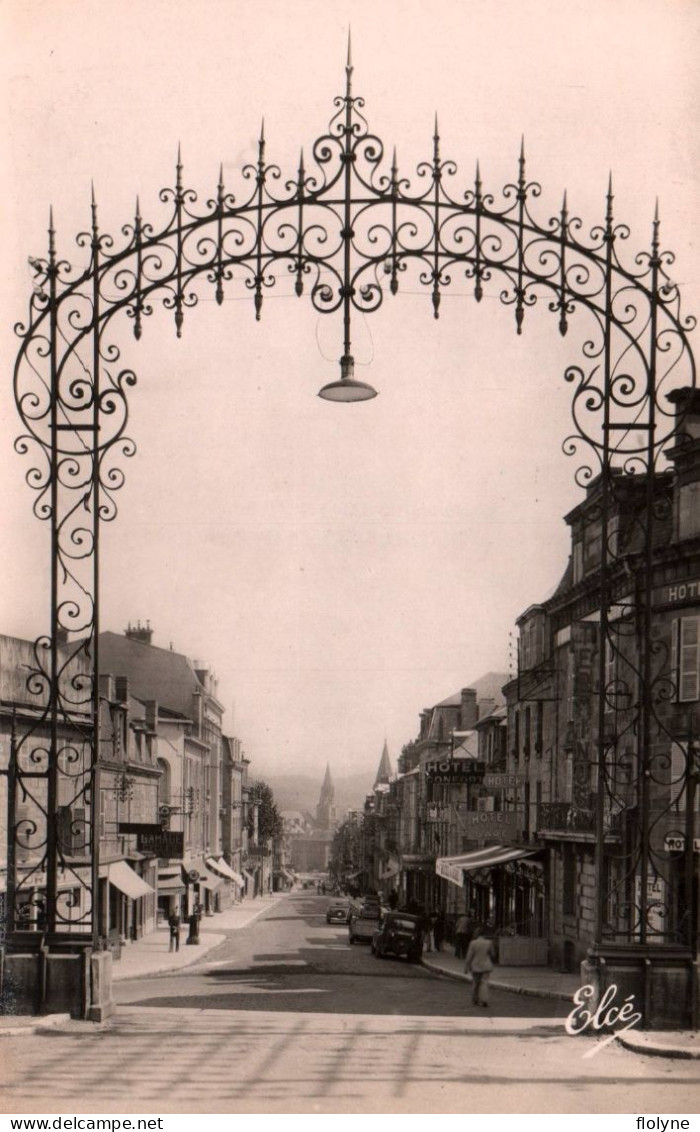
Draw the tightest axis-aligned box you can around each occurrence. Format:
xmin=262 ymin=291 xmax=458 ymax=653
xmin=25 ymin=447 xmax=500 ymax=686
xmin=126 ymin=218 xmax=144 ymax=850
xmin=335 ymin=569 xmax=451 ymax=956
xmin=136 ymin=829 xmax=184 ymax=858
xmin=664 ymin=834 xmax=700 ymax=853
xmin=655 ymin=579 xmax=700 ymax=606
xmin=462 ymin=810 xmax=521 ymax=843
xmin=425 ymin=758 xmax=485 ymax=784
xmin=483 ymin=772 xmax=525 ymax=789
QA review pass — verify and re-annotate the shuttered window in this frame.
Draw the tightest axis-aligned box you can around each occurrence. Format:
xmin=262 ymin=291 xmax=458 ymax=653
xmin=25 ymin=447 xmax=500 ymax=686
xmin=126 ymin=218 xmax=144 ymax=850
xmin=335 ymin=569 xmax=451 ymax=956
xmin=671 ymin=616 xmax=700 ymax=702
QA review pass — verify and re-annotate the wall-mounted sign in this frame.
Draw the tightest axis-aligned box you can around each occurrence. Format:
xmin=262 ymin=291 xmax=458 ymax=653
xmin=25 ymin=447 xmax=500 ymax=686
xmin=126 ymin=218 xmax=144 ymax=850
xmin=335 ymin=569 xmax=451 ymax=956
xmin=425 ymin=758 xmax=485 ymax=785
xmin=655 ymin=579 xmax=700 ymax=606
xmin=663 ymin=834 xmax=700 ymax=853
xmin=462 ymin=810 xmax=521 ymax=843
xmin=483 ymin=772 xmax=525 ymax=789
xmin=136 ymin=830 xmax=185 ymax=858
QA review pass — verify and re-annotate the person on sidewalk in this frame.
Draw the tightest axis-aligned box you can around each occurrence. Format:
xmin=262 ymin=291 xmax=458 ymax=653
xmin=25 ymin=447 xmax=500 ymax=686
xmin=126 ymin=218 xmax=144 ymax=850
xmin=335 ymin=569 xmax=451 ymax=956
xmin=464 ymin=924 xmax=496 ymax=1007
xmin=433 ymin=910 xmax=446 ymax=953
xmin=454 ymin=910 xmax=475 ymax=960
xmin=168 ymin=911 xmax=181 ymax=953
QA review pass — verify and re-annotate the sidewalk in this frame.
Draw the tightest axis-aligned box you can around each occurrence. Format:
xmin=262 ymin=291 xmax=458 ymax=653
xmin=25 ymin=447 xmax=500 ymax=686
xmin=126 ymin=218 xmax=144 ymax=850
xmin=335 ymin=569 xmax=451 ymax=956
xmin=0 ymin=894 xmax=281 ymax=1033
xmin=421 ymin=945 xmax=579 ymax=1002
xmin=111 ymin=893 xmax=281 ymax=982
xmin=421 ymin=945 xmax=700 ymax=1059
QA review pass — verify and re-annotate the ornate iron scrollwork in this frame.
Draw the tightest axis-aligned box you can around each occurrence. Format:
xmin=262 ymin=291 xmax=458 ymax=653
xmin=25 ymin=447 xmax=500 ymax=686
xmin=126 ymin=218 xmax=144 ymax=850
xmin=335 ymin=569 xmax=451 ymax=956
xmin=9 ymin=51 xmax=696 ymax=945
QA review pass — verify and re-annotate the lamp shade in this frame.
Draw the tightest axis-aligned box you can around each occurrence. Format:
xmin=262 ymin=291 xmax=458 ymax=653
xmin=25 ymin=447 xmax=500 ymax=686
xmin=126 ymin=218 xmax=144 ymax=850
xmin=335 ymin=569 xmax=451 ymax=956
xmin=318 ymin=355 xmax=378 ymax=402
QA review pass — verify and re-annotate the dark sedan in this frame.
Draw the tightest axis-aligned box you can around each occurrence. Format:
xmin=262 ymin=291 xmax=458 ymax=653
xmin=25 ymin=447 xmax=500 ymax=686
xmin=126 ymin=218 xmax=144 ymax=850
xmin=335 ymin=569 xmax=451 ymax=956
xmin=371 ymin=912 xmax=424 ymax=962
xmin=326 ymin=900 xmax=353 ymax=924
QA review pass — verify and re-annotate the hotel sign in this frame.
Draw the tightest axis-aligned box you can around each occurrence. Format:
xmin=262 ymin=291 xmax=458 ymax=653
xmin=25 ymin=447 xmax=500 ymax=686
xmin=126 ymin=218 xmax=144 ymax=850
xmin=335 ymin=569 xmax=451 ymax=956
xmin=462 ymin=810 xmax=521 ymax=843
xmin=483 ymin=772 xmax=525 ymax=789
xmin=425 ymin=758 xmax=485 ymax=784
xmin=655 ymin=579 xmax=700 ymax=606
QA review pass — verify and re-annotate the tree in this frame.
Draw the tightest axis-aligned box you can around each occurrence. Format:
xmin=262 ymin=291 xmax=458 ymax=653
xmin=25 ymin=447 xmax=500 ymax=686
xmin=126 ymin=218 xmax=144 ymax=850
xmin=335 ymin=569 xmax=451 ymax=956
xmin=247 ymin=779 xmax=283 ymax=844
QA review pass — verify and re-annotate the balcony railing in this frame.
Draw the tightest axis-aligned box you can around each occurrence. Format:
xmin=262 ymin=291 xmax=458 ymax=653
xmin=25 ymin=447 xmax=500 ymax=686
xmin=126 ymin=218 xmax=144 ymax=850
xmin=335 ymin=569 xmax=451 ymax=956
xmin=537 ymin=800 xmax=621 ymax=835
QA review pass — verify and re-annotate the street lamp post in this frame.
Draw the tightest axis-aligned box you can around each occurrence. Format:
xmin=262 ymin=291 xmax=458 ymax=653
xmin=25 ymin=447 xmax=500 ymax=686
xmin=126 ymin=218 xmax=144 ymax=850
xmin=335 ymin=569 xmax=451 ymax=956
xmin=5 ymin=43 xmax=697 ymax=1021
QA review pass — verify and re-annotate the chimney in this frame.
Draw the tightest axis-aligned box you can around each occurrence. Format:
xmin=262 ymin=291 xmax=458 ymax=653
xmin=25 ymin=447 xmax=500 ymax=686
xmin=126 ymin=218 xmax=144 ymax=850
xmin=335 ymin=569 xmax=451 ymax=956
xmin=125 ymin=619 xmax=153 ymax=645
xmin=115 ymin=675 xmax=129 ymax=704
xmin=144 ymin=699 xmax=158 ymax=732
xmin=419 ymin=710 xmax=431 ymax=740
xmin=478 ymin=697 xmax=496 ymax=721
xmin=99 ymin=673 xmax=116 ymax=702
xmin=460 ymin=688 xmax=478 ymax=730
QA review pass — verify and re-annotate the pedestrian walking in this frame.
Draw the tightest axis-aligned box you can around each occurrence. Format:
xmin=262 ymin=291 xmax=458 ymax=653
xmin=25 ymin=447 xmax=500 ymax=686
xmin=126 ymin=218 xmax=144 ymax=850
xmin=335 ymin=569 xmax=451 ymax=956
xmin=433 ymin=911 xmax=446 ymax=952
xmin=454 ymin=910 xmax=475 ymax=960
xmin=464 ymin=924 xmax=496 ymax=1007
xmin=168 ymin=911 xmax=181 ymax=953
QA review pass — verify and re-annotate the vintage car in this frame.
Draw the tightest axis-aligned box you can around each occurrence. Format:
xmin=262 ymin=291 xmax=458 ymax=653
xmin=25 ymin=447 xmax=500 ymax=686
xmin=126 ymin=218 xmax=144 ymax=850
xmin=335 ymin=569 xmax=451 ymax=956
xmin=348 ymin=902 xmax=382 ymax=944
xmin=326 ymin=899 xmax=353 ymax=924
xmin=371 ymin=912 xmax=424 ymax=962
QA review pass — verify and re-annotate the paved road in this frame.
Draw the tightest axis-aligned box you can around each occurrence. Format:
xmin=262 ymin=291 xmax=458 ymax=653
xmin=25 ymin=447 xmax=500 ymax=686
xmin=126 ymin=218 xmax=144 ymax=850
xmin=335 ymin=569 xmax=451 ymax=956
xmin=113 ymin=892 xmax=566 ymax=1018
xmin=1 ymin=893 xmax=698 ymax=1114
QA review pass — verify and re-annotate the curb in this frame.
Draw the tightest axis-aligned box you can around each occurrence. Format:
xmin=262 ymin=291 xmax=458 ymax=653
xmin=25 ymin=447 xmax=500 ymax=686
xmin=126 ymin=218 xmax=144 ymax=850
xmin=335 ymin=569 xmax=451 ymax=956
xmin=112 ymin=896 xmax=282 ymax=982
xmin=420 ymin=957 xmax=573 ymax=1003
xmin=0 ymin=1013 xmax=70 ymax=1037
xmin=615 ymin=1032 xmax=700 ymax=1060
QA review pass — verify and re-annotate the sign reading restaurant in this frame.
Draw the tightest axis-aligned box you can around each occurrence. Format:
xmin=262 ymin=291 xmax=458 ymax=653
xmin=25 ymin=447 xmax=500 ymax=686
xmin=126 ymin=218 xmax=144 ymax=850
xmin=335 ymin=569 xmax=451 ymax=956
xmin=425 ymin=758 xmax=485 ymax=784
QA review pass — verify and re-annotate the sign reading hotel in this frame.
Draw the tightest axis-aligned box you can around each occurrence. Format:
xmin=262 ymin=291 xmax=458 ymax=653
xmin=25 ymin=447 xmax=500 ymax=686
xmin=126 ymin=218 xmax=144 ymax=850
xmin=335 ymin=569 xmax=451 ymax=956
xmin=656 ymin=578 xmax=700 ymax=605
xmin=425 ymin=758 xmax=485 ymax=784
xmin=462 ymin=810 xmax=521 ymax=842
xmin=483 ymin=772 xmax=525 ymax=789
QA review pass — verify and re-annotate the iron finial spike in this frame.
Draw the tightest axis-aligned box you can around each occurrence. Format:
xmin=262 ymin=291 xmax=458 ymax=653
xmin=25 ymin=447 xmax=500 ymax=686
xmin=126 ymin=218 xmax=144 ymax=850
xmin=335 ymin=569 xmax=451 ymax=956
xmin=218 ymin=162 xmax=224 ymax=187
xmin=346 ymin=26 xmax=352 ymax=70
xmin=259 ymin=117 xmax=265 ymax=145
xmin=654 ymin=196 xmax=660 ymax=224
xmin=135 ymin=194 xmax=141 ymax=220
xmin=90 ymin=180 xmax=96 ymax=207
xmin=48 ymin=205 xmax=55 ymax=257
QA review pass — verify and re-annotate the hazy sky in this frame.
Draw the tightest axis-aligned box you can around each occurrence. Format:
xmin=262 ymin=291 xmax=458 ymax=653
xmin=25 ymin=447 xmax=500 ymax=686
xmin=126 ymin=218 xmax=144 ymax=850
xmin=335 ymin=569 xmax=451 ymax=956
xmin=1 ymin=0 xmax=698 ymax=782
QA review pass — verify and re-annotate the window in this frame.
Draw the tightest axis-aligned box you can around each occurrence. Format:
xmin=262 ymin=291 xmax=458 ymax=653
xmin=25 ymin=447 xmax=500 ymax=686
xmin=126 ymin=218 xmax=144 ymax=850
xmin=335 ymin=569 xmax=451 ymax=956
xmin=671 ymin=617 xmax=700 ymax=702
xmin=678 ymin=482 xmax=700 ymax=540
xmin=572 ymin=541 xmax=583 ymax=584
xmin=670 ymin=742 xmax=700 ymax=814
xmin=563 ymin=845 xmax=576 ymax=916
xmin=535 ymin=702 xmax=543 ymax=755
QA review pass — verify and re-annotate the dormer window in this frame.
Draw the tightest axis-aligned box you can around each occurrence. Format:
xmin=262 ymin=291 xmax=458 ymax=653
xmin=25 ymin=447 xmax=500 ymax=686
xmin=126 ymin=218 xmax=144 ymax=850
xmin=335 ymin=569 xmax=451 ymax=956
xmin=678 ymin=482 xmax=700 ymax=540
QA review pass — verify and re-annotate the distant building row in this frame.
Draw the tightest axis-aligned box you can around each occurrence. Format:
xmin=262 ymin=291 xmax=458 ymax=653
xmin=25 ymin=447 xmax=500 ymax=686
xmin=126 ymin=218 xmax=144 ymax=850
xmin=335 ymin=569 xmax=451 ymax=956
xmin=0 ymin=622 xmax=286 ymax=957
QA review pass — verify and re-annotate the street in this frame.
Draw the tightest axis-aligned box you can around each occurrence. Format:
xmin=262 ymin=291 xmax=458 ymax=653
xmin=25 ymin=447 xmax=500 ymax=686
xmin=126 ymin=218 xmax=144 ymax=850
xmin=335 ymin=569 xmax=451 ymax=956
xmin=1 ymin=893 xmax=698 ymax=1114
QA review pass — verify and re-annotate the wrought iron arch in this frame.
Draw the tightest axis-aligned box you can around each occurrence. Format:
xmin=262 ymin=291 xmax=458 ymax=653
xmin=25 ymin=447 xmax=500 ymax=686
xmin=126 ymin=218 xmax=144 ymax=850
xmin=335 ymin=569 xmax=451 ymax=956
xmin=8 ymin=49 xmax=697 ymax=963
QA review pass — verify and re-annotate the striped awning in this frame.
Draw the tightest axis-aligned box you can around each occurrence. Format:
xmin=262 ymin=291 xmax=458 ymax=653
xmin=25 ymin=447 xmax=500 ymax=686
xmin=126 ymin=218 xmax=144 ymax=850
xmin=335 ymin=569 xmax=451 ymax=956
xmin=436 ymin=846 xmax=538 ymax=889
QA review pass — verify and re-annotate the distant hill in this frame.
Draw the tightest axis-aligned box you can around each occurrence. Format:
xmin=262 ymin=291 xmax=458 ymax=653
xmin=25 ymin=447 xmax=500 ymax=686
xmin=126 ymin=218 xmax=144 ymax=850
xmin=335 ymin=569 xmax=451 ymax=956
xmin=256 ymin=771 xmax=375 ymax=817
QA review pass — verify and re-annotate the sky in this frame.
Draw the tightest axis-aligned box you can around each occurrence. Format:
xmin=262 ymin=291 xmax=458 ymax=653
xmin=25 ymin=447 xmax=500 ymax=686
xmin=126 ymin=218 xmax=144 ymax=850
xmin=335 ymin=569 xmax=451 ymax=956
xmin=1 ymin=0 xmax=698 ymax=784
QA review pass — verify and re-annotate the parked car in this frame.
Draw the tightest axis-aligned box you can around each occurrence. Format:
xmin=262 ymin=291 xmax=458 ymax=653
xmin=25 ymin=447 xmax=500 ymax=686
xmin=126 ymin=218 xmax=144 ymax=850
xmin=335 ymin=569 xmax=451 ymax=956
xmin=326 ymin=900 xmax=353 ymax=924
xmin=371 ymin=912 xmax=424 ymax=962
xmin=348 ymin=903 xmax=381 ymax=944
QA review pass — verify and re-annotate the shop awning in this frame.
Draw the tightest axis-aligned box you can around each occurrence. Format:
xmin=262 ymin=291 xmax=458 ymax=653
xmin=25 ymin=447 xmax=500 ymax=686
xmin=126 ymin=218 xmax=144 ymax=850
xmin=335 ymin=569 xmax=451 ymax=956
xmin=108 ymin=860 xmax=155 ymax=900
xmin=436 ymin=846 xmax=539 ymax=889
xmin=243 ymin=869 xmax=255 ymax=886
xmin=206 ymin=857 xmax=244 ymax=888
xmin=196 ymin=868 xmax=223 ymax=892
xmin=158 ymin=867 xmax=186 ymax=895
xmin=275 ymin=868 xmax=294 ymax=883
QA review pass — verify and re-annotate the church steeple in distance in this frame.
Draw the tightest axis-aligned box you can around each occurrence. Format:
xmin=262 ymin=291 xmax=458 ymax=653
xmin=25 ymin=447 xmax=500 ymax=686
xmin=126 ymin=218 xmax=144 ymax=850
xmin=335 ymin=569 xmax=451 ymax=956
xmin=374 ymin=739 xmax=392 ymax=787
xmin=316 ymin=763 xmax=337 ymax=831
